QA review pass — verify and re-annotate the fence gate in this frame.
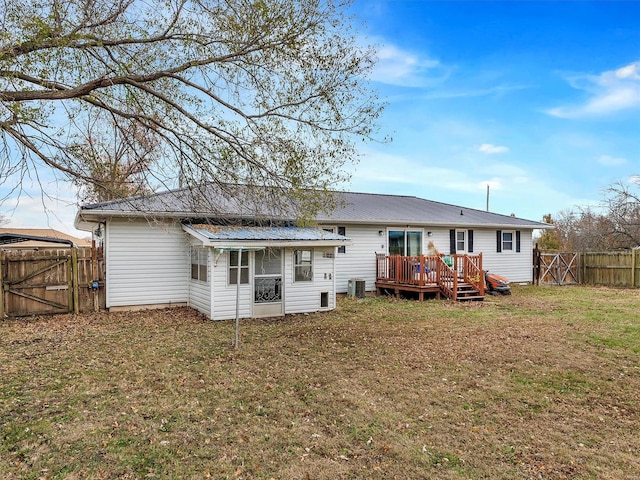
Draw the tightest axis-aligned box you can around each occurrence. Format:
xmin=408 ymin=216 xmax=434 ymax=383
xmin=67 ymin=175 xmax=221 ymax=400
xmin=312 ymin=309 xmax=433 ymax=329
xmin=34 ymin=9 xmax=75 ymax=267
xmin=1 ymin=250 xmax=74 ymax=317
xmin=533 ymin=250 xmax=579 ymax=286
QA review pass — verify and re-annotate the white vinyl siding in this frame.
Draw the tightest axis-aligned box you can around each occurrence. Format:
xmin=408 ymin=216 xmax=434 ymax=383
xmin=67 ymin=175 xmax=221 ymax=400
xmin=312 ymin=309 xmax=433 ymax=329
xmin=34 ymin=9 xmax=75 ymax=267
xmin=208 ymin=248 xmax=335 ymax=320
xmin=334 ymin=225 xmax=450 ymax=293
xmin=210 ymin=250 xmax=252 ymax=321
xmin=103 ymin=218 xmax=534 ymax=318
xmin=189 ymin=277 xmax=211 ymax=316
xmin=106 ymin=219 xmax=189 ymax=308
xmin=333 ymin=225 xmax=535 ymax=291
xmin=188 ymin=244 xmax=211 ymax=317
xmin=334 ymin=225 xmax=386 ymax=293
xmin=284 ymin=247 xmax=335 ymax=314
xmin=477 ymin=229 xmax=533 ymax=283
xmin=426 ymin=227 xmax=532 ymax=283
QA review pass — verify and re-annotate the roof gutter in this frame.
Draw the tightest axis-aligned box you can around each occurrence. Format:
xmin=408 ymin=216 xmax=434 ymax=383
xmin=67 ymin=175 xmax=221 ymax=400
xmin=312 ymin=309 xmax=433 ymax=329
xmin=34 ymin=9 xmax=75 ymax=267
xmin=204 ymin=240 xmax=349 ymax=248
xmin=75 ymin=209 xmax=296 ymax=225
xmin=318 ymin=218 xmax=554 ymax=229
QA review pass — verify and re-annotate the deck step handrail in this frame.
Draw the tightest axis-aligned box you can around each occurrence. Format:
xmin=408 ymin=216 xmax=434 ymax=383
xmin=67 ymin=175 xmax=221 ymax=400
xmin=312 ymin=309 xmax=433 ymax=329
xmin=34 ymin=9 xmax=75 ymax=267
xmin=462 ymin=252 xmax=484 ymax=296
xmin=436 ymin=255 xmax=456 ymax=300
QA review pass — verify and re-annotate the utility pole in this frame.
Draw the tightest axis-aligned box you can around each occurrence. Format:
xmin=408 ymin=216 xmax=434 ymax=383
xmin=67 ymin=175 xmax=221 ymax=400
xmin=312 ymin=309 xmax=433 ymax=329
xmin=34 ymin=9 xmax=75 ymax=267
xmin=486 ymin=184 xmax=490 ymax=212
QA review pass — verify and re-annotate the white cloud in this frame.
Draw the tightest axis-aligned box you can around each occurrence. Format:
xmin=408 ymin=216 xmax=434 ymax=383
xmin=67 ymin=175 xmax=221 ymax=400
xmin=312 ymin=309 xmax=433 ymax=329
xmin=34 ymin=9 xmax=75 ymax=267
xmin=616 ymin=63 xmax=640 ymax=80
xmin=423 ymin=83 xmax=531 ymax=100
xmin=547 ymin=61 xmax=640 ymax=118
xmin=369 ymin=42 xmax=450 ymax=88
xmin=478 ymin=143 xmax=509 ymax=154
xmin=596 ymin=154 xmax=627 ymax=166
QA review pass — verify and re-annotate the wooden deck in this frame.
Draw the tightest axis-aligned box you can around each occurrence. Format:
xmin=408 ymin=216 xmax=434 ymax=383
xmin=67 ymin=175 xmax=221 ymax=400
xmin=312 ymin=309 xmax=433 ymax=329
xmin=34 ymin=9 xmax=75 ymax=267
xmin=375 ymin=280 xmax=442 ymax=301
xmin=375 ymin=253 xmax=484 ymax=301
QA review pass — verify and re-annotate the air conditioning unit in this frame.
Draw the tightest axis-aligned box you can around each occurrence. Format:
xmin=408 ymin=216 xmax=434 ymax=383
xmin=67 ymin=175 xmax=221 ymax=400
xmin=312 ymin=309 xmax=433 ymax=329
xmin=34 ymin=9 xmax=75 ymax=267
xmin=347 ymin=278 xmax=366 ymax=298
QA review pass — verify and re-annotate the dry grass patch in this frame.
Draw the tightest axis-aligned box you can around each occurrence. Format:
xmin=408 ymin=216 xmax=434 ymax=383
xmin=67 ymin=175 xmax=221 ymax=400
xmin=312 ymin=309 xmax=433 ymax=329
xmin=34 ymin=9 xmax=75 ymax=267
xmin=1 ymin=285 xmax=639 ymax=479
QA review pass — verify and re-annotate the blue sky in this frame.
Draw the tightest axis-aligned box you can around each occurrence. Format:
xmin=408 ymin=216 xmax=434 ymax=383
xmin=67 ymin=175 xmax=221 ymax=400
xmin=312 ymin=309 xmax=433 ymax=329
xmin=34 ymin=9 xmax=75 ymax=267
xmin=343 ymin=0 xmax=640 ymax=220
xmin=2 ymin=0 xmax=639 ymax=236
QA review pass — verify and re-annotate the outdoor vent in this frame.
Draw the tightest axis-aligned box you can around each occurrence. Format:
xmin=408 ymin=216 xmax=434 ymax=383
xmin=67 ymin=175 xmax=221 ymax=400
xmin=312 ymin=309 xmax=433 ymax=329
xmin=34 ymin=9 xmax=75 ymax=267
xmin=347 ymin=278 xmax=366 ymax=298
xmin=323 ymin=252 xmax=335 ymax=258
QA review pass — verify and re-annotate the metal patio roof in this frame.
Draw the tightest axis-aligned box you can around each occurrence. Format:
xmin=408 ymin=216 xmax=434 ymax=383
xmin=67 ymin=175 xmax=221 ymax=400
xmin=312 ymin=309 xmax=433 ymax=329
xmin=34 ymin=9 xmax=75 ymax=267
xmin=184 ymin=224 xmax=351 ymax=248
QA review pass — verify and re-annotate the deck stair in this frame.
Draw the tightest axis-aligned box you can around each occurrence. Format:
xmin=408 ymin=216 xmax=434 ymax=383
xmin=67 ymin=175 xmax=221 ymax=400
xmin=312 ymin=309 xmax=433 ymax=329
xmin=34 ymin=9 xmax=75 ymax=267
xmin=454 ymin=282 xmax=484 ymax=301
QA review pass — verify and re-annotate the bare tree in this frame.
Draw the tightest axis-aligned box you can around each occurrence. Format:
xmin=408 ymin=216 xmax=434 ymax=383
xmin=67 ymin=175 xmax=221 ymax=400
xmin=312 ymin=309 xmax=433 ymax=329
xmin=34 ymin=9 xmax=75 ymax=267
xmin=552 ymin=207 xmax=613 ymax=251
xmin=548 ymin=177 xmax=640 ymax=251
xmin=0 ymin=0 xmax=383 ymax=217
xmin=602 ymin=178 xmax=640 ymax=248
xmin=68 ymin=111 xmax=158 ymax=203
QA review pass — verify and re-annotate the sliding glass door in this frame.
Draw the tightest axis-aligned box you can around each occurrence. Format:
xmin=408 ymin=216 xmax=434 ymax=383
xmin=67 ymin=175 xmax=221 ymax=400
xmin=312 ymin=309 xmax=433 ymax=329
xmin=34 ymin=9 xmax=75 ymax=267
xmin=388 ymin=230 xmax=423 ymax=256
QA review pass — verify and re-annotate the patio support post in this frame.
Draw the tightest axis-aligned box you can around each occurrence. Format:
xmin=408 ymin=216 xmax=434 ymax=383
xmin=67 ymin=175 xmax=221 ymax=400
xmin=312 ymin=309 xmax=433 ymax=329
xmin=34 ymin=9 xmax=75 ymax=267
xmin=234 ymin=248 xmax=242 ymax=349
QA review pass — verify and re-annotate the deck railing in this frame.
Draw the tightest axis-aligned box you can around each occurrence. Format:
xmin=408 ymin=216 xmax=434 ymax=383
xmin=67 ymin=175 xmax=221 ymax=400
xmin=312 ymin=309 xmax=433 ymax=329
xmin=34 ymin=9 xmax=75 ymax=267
xmin=375 ymin=254 xmax=442 ymax=286
xmin=376 ymin=252 xmax=483 ymax=300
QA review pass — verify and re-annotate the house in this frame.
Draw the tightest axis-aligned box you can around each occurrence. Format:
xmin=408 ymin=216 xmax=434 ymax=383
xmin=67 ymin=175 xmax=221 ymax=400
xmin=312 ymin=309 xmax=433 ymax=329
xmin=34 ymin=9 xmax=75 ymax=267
xmin=0 ymin=228 xmax=91 ymax=249
xmin=74 ymin=184 xmax=550 ymax=320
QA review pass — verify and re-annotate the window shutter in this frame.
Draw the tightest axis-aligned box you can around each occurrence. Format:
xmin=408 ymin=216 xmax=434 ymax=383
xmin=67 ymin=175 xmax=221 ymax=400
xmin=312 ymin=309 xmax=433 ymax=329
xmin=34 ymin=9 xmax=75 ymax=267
xmin=516 ymin=230 xmax=521 ymax=253
xmin=449 ymin=229 xmax=456 ymax=254
xmin=496 ymin=230 xmax=502 ymax=253
xmin=468 ymin=229 xmax=474 ymax=253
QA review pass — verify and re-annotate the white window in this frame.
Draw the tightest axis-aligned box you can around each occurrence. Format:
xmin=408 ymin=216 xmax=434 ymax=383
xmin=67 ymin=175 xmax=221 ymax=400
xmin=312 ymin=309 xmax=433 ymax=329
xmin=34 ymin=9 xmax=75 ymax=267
xmin=229 ymin=250 xmax=249 ymax=285
xmin=191 ymin=247 xmax=208 ymax=282
xmin=294 ymin=249 xmax=313 ymax=282
xmin=337 ymin=226 xmax=346 ymax=253
xmin=502 ymin=231 xmax=514 ymax=251
xmin=456 ymin=230 xmax=466 ymax=252
xmin=321 ymin=226 xmax=346 ymax=253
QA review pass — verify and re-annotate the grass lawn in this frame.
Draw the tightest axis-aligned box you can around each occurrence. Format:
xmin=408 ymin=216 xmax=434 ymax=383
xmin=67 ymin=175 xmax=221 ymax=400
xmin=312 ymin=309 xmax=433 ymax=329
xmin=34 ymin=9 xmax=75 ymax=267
xmin=1 ymin=285 xmax=639 ymax=479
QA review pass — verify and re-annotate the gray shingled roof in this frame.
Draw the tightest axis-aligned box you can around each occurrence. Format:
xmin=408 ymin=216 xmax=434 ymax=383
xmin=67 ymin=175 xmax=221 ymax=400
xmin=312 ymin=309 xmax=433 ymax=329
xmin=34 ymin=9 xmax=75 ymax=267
xmin=315 ymin=192 xmax=548 ymax=228
xmin=78 ymin=183 xmax=550 ymax=229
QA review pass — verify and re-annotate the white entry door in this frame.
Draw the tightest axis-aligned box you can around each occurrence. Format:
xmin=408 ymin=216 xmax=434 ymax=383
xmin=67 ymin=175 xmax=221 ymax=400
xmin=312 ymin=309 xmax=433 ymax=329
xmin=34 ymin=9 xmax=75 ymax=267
xmin=253 ymin=248 xmax=283 ymax=317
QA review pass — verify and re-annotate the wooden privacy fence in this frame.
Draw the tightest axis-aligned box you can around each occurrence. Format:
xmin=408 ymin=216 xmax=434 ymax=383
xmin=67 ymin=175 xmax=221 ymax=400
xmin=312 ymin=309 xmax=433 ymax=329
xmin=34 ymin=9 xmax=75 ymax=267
xmin=0 ymin=246 xmax=105 ymax=318
xmin=534 ymin=248 xmax=640 ymax=287
xmin=581 ymin=249 xmax=640 ymax=287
